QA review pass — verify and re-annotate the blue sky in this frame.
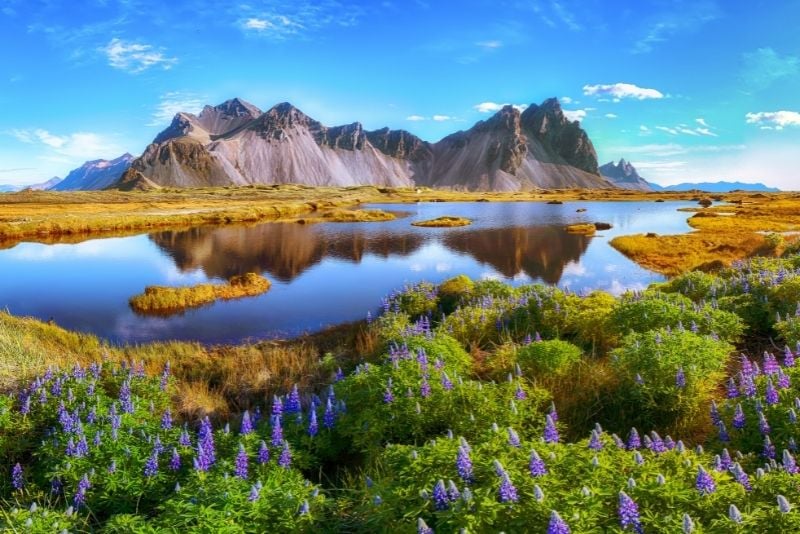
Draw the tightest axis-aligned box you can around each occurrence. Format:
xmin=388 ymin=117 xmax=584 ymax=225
xmin=0 ymin=0 xmax=798 ymax=188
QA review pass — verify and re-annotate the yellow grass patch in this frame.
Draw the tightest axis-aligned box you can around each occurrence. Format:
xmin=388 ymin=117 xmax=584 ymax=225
xmin=411 ymin=216 xmax=472 ymax=227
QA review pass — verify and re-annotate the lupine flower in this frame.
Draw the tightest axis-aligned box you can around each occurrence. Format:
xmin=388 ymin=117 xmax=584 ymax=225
xmin=763 ymin=436 xmax=776 ymax=459
xmin=258 ymin=441 xmax=270 ymax=464
xmin=759 ymin=412 xmax=771 ymax=435
xmin=618 ymin=491 xmax=643 ymax=533
xmin=710 ymin=401 xmax=721 ymax=425
xmin=732 ymin=404 xmax=745 ymax=430
xmin=544 ymin=415 xmax=559 ymax=444
xmin=778 ymin=495 xmax=792 ymax=513
xmin=778 ymin=369 xmax=791 ymax=389
xmin=785 ymin=346 xmax=795 ymax=367
xmin=441 ymin=372 xmax=453 ymax=391
xmin=446 ymin=480 xmax=460 ymax=502
xmin=627 ymin=428 xmax=641 ymax=450
xmin=119 ymin=379 xmax=134 ymax=413
xmin=612 ymin=434 xmax=625 ymax=448
xmin=676 ymin=367 xmax=686 ymax=388
xmin=417 ymin=518 xmax=434 ymax=534
xmin=717 ymin=422 xmax=730 ymax=442
xmin=588 ymin=430 xmax=603 ymax=451
xmin=514 ymin=383 xmax=527 ymax=400
xmin=549 ymin=402 xmax=558 ymax=422
xmin=783 ymin=449 xmax=798 ymax=474
xmin=179 ymin=428 xmax=191 ymax=447
xmin=534 ymin=484 xmax=545 ymax=501
xmin=498 ymin=473 xmax=518 ymax=503
xmin=683 ymin=514 xmax=694 ymax=533
xmin=766 ymin=379 xmax=779 ymax=405
xmin=334 ymin=368 xmax=344 ymax=382
xmin=731 ymin=462 xmax=752 ymax=491
xmin=286 ymin=384 xmax=301 ymax=413
xmin=73 ymin=474 xmax=90 ymax=508
xmin=729 ymin=504 xmax=743 ymax=523
xmin=308 ymin=408 xmax=319 ymax=437
xmin=726 ymin=377 xmax=739 ymax=398
xmin=144 ymin=451 xmax=159 ymax=477
xmin=11 ymin=463 xmax=23 ymax=490
xmin=235 ymin=444 xmax=249 ymax=479
xmin=240 ymin=410 xmax=254 ymax=435
xmin=383 ymin=382 xmax=394 ymax=404
xmin=696 ymin=466 xmax=716 ymax=495
xmin=432 ymin=479 xmax=449 ymax=510
xmin=317 ymin=399 xmax=334 ymax=431
xmin=420 ymin=377 xmax=431 ymax=398
xmin=278 ymin=441 xmax=292 ymax=468
xmin=456 ymin=445 xmax=473 ymax=483
xmin=271 ymin=415 xmax=284 ymax=447
xmin=547 ymin=510 xmax=571 ymax=534
xmin=529 ymin=449 xmax=547 ymax=477
xmin=248 ymin=484 xmax=261 ymax=502
xmin=169 ymin=448 xmax=181 ymax=471
xmin=272 ymin=395 xmax=283 ymax=416
xmin=160 ymin=408 xmax=172 ymax=430
xmin=507 ymin=427 xmax=521 ymax=447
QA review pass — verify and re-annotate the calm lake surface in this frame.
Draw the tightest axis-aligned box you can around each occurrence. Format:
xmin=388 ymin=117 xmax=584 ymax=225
xmin=0 ymin=201 xmax=694 ymax=344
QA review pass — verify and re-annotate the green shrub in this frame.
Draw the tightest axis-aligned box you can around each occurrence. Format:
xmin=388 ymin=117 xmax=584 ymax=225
xmin=516 ymin=339 xmax=582 ymax=377
xmin=437 ymin=275 xmax=474 ymax=313
xmin=562 ymin=291 xmax=616 ymax=354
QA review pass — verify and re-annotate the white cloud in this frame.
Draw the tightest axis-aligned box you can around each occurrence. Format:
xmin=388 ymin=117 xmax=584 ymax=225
xmin=432 ymin=115 xmax=452 ymax=121
xmin=741 ymin=48 xmax=800 ymax=91
xmin=6 ymin=128 xmax=124 ymax=161
xmin=150 ymin=92 xmax=207 ymax=126
xmin=473 ymin=102 xmax=528 ymax=113
xmin=244 ymin=18 xmax=270 ymax=30
xmin=476 ymin=40 xmax=502 ymax=49
xmin=655 ymin=126 xmax=678 ymax=135
xmin=696 ymin=127 xmax=717 ymax=137
xmin=696 ymin=118 xmax=709 ymax=127
xmin=605 ymin=113 xmax=618 ymax=119
xmin=560 ymin=96 xmax=573 ymax=104
xmin=563 ymin=109 xmax=587 ymax=122
xmin=406 ymin=115 xmax=426 ymax=121
xmin=639 ymin=125 xmax=651 ymax=133
xmin=240 ymin=15 xmax=302 ymax=37
xmin=607 ymin=143 xmax=747 ymax=158
xmin=104 ymin=38 xmax=177 ymax=74
xmin=745 ymin=111 xmax=800 ymax=130
xmin=583 ymin=83 xmax=664 ymax=101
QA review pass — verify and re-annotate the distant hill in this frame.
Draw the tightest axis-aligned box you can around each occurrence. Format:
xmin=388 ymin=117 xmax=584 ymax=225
xmin=600 ymin=159 xmax=656 ymax=192
xmin=27 ymin=177 xmax=63 ymax=190
xmin=51 ymin=154 xmax=134 ymax=191
xmin=0 ymin=184 xmax=19 ymax=193
xmin=658 ymin=181 xmax=780 ymax=193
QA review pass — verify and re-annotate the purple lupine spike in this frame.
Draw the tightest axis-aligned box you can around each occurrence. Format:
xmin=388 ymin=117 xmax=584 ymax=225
xmin=676 ymin=367 xmax=686 ymax=388
xmin=93 ymin=431 xmax=102 ymax=447
xmin=733 ymin=404 xmax=745 ymax=430
xmin=258 ymin=440 xmax=270 ymax=464
xmin=417 ymin=518 xmax=434 ymax=534
xmin=179 ymin=428 xmax=191 ymax=447
xmin=588 ymin=429 xmax=603 ymax=451
xmin=732 ymin=463 xmax=752 ymax=491
xmin=785 ymin=346 xmax=795 ymax=367
xmin=11 ymin=463 xmax=23 ymax=490
xmin=759 ymin=412 xmax=771 ymax=435
xmin=766 ymin=379 xmax=779 ymax=405
xmin=544 ymin=415 xmax=559 ymax=443
xmin=161 ymin=408 xmax=172 ymax=430
xmin=286 ymin=384 xmax=301 ymax=413
xmin=763 ymin=436 xmax=776 ymax=459
xmin=198 ymin=417 xmax=216 ymax=465
xmin=272 ymin=395 xmax=283 ymax=416
xmin=235 ymin=444 xmax=249 ymax=479
xmin=119 ymin=379 xmax=133 ymax=414
xmin=446 ymin=480 xmax=460 ymax=502
xmin=529 ymin=449 xmax=547 ymax=477
xmin=710 ymin=401 xmax=721 ymax=425
xmin=238 ymin=410 xmax=254 ymax=435
xmin=741 ymin=354 xmax=753 ymax=377
xmin=507 ymin=427 xmax=521 ymax=448
xmin=441 ymin=372 xmax=453 ymax=391
xmin=456 ymin=445 xmax=473 ymax=483
xmin=323 ymin=398 xmax=335 ymax=429
xmin=778 ymin=369 xmax=791 ymax=389
xmin=144 ymin=451 xmax=159 ymax=477
xmin=271 ymin=415 xmax=284 ymax=447
xmin=383 ymin=382 xmax=394 ymax=404
xmin=549 ymin=402 xmax=558 ymax=422
xmin=308 ymin=408 xmax=319 ymax=437
xmin=627 ymin=428 xmax=641 ymax=450
xmin=432 ymin=479 xmax=449 ymax=510
xmin=547 ymin=510 xmax=571 ymax=534
xmin=523 ymin=333 xmax=532 ymax=345
xmin=278 ymin=440 xmax=292 ymax=468
xmin=420 ymin=377 xmax=431 ymax=398
xmin=612 ymin=433 xmax=625 ymax=448
xmin=717 ymin=422 xmax=730 ymax=442
xmin=696 ymin=466 xmax=716 ymax=495
xmin=498 ymin=473 xmax=518 ymax=503
xmin=783 ymin=449 xmax=799 ymax=474
xmin=169 ymin=447 xmax=181 ymax=471
xmin=515 ymin=383 xmax=527 ymax=400
xmin=73 ymin=474 xmax=91 ymax=509
xmin=618 ymin=491 xmax=643 ymax=533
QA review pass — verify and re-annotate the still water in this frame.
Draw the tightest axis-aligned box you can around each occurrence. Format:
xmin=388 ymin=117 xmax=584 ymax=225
xmin=0 ymin=201 xmax=694 ymax=344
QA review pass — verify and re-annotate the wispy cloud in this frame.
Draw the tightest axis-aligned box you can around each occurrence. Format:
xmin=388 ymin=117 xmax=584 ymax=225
xmin=473 ymin=102 xmax=527 ymax=113
xmin=405 ymin=114 xmax=456 ymax=122
xmin=609 ymin=143 xmax=746 ymax=157
xmin=745 ymin=111 xmax=800 ymax=130
xmin=104 ymin=38 xmax=177 ymax=73
xmin=476 ymin=40 xmax=503 ymax=49
xmin=632 ymin=1 xmax=720 ymax=54
xmin=583 ymin=83 xmax=664 ymax=101
xmin=406 ymin=115 xmax=426 ymax=121
xmin=655 ymin=123 xmax=717 ymax=137
xmin=432 ymin=115 xmax=452 ymax=122
xmin=7 ymin=128 xmax=125 ymax=160
xmin=519 ymin=1 xmax=583 ymax=31
xmin=149 ymin=92 xmax=207 ymax=126
xmin=237 ymin=1 xmax=365 ymax=39
xmin=605 ymin=113 xmax=617 ymax=119
xmin=563 ymin=109 xmax=587 ymax=122
xmin=741 ymin=48 xmax=799 ymax=91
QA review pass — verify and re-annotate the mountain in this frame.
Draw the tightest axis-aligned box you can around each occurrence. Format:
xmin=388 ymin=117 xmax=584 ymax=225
xmin=52 ymin=154 xmax=134 ymax=191
xmin=28 ymin=177 xmax=63 ymax=190
xmin=0 ymin=184 xmax=20 ymax=193
xmin=659 ymin=181 xmax=780 ymax=193
xmin=117 ymin=97 xmax=612 ymax=191
xmin=600 ymin=159 xmax=657 ymax=192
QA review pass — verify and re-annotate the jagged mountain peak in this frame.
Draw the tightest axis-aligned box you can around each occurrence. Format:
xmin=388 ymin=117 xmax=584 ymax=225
xmin=600 ymin=158 xmax=655 ymax=192
xmin=202 ymin=97 xmax=262 ymax=119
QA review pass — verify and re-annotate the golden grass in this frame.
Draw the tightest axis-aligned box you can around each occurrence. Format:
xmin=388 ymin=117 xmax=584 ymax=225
xmin=294 ymin=208 xmax=396 ymax=224
xmin=565 ymin=223 xmax=596 ymax=235
xmin=411 ymin=216 xmax=472 ymax=227
xmin=129 ymin=273 xmax=271 ymax=316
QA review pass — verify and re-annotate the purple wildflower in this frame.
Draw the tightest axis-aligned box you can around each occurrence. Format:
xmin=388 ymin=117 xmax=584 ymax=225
xmin=710 ymin=401 xmax=721 ymax=426
xmin=759 ymin=412 xmax=771 ymax=435
xmin=676 ymin=367 xmax=686 ymax=388
xmin=778 ymin=369 xmax=791 ymax=389
xmin=308 ymin=408 xmax=319 ymax=437
xmin=441 ymin=372 xmax=453 ymax=391
xmin=732 ymin=463 xmax=752 ymax=491
xmin=618 ymin=491 xmax=643 ymax=533
xmin=766 ymin=379 xmax=779 ymax=405
xmin=785 ymin=346 xmax=795 ymax=367
xmin=170 ymin=448 xmax=181 ymax=471
xmin=498 ymin=473 xmax=518 ymax=503
xmin=383 ymin=381 xmax=394 ymax=404
xmin=11 ymin=463 xmax=23 ymax=490
xmin=235 ymin=444 xmax=249 ymax=479
xmin=696 ymin=466 xmax=716 ymax=495
xmin=588 ymin=429 xmax=603 ymax=451
xmin=529 ymin=449 xmax=547 ymax=477
xmin=272 ymin=395 xmax=283 ymax=416
xmin=323 ymin=398 xmax=335 ymax=429
xmin=763 ymin=436 xmax=776 ymax=459
xmin=507 ymin=427 xmax=521 ymax=448
xmin=432 ymin=479 xmax=449 ymax=510
xmin=514 ymin=383 xmax=527 ymax=400
xmin=783 ymin=449 xmax=798 ymax=474
xmin=278 ymin=441 xmax=292 ymax=468
xmin=420 ymin=377 xmax=431 ymax=398
xmin=456 ymin=445 xmax=473 ymax=483
xmin=627 ymin=428 xmax=641 ymax=450
xmin=733 ymin=404 xmax=745 ymax=430
xmin=544 ymin=415 xmax=559 ymax=444
xmin=717 ymin=422 xmax=730 ymax=442
xmin=271 ymin=415 xmax=283 ymax=447
xmin=161 ymin=408 xmax=172 ymax=430
xmin=417 ymin=518 xmax=434 ymax=534
xmin=73 ymin=474 xmax=90 ymax=509
xmin=144 ymin=451 xmax=159 ymax=477
xmin=240 ymin=410 xmax=254 ymax=435
xmin=286 ymin=384 xmax=301 ymax=413
xmin=548 ymin=511 xmax=571 ymax=534
xmin=258 ymin=441 xmax=270 ymax=464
